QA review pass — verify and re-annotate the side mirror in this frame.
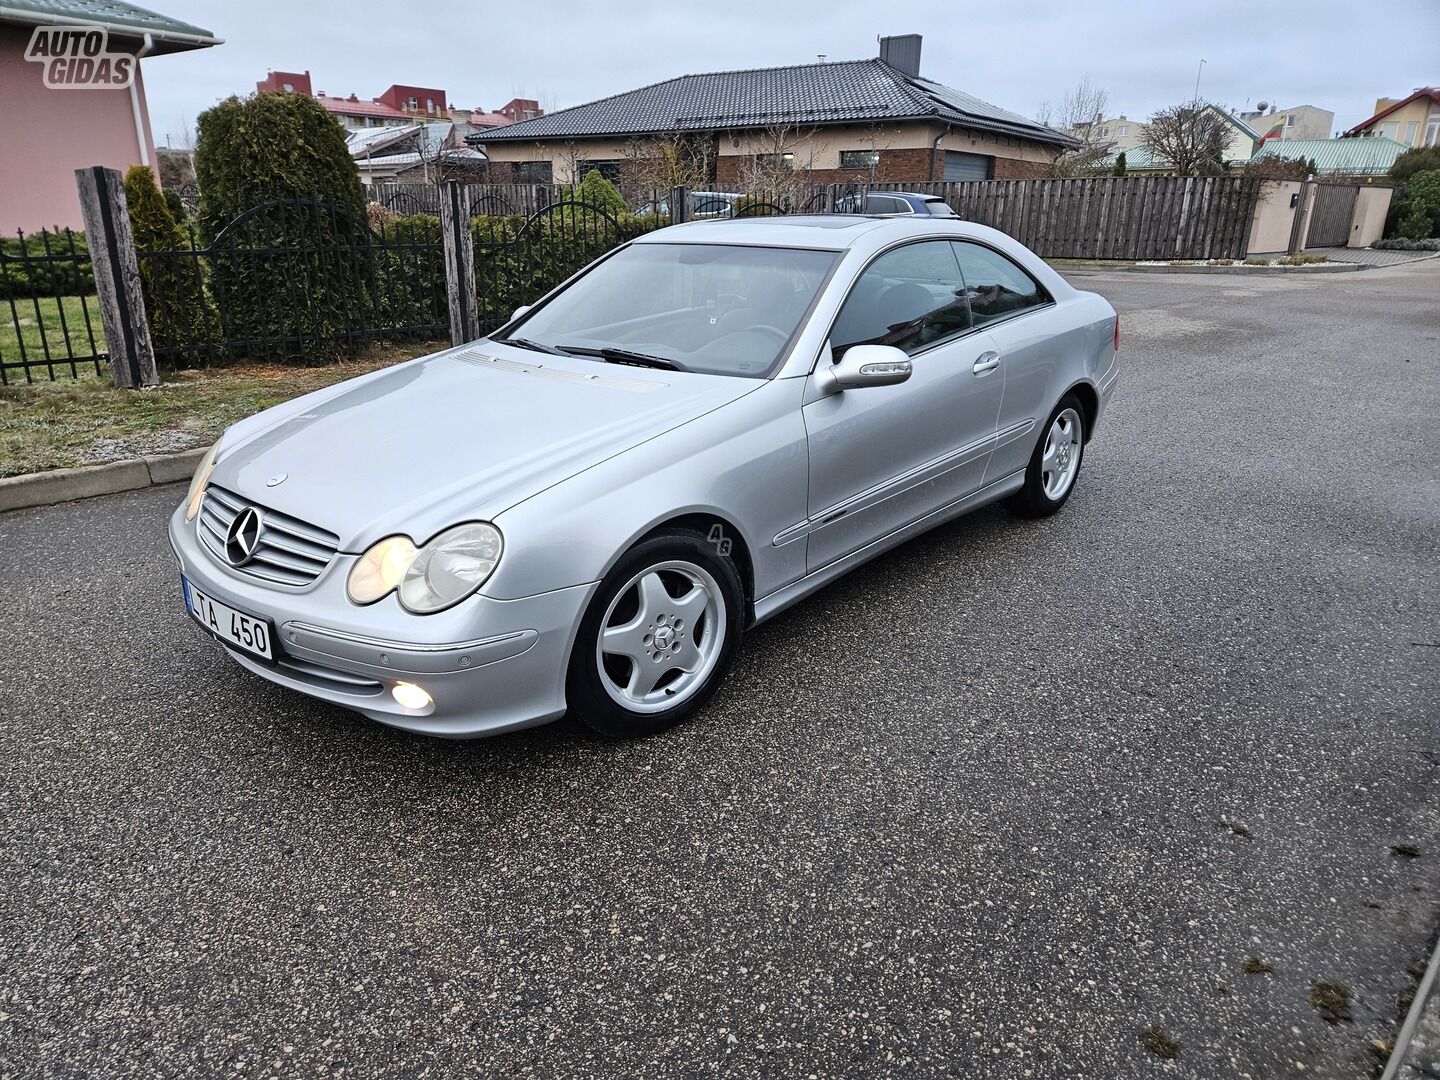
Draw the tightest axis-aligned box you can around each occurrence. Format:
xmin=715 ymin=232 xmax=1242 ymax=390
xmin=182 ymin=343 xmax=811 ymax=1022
xmin=816 ymin=344 xmax=912 ymax=394
xmin=510 ymin=304 xmax=531 ymax=322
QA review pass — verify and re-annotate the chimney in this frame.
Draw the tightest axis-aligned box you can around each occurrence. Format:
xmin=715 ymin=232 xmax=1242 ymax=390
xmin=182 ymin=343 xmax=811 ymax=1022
xmin=878 ymin=34 xmax=922 ymax=78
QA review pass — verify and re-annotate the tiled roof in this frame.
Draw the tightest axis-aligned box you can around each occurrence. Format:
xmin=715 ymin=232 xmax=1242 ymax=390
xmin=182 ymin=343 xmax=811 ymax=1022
xmin=470 ymin=58 xmax=1074 ymax=147
xmin=0 ymin=0 xmax=219 ymax=51
xmin=1251 ymin=137 xmax=1410 ymax=175
xmin=318 ymin=96 xmax=410 ymax=120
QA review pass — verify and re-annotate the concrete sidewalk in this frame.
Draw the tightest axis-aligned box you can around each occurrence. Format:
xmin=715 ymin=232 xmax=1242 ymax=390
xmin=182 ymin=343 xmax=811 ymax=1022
xmin=1306 ymin=247 xmax=1440 ymax=267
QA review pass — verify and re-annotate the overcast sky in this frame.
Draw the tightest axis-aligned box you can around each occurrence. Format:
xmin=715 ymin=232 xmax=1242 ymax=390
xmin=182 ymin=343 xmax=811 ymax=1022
xmin=142 ymin=0 xmax=1439 ymax=149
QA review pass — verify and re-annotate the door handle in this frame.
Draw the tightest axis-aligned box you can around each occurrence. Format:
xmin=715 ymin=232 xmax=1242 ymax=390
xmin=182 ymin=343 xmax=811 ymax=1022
xmin=973 ymin=352 xmax=1001 ymax=375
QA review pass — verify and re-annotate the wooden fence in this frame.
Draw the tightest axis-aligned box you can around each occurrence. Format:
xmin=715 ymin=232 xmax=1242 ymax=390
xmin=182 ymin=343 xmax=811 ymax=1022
xmin=369 ymin=176 xmax=1263 ymax=261
xmin=370 ymin=182 xmax=564 ymax=218
xmin=861 ymin=177 xmax=1263 ymax=261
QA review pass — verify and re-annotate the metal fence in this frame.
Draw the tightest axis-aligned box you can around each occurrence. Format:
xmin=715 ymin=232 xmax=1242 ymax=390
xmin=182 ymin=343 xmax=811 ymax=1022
xmin=472 ymin=199 xmax=670 ymax=335
xmin=136 ymin=199 xmax=449 ymax=365
xmin=10 ymin=169 xmax=1292 ymax=386
xmin=371 ymin=182 xmax=564 ymax=218
xmin=0 ymin=227 xmax=106 ymax=384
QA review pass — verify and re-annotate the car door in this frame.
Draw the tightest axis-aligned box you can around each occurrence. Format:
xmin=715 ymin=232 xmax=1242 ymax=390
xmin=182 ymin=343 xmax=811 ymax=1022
xmin=801 ymin=239 xmax=1005 ymax=572
xmin=949 ymin=241 xmax=1058 ymax=483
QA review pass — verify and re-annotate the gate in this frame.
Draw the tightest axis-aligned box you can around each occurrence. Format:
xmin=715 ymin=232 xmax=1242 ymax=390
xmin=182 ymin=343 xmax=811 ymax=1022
xmin=1306 ymin=183 xmax=1359 ymax=248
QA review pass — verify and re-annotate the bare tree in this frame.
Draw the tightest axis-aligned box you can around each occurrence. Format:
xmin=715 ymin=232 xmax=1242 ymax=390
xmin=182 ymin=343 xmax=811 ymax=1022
xmin=1037 ymin=77 xmax=1115 ymax=177
xmin=409 ymin=122 xmax=484 ymax=186
xmin=1142 ymin=102 xmax=1232 ymax=176
xmin=622 ymin=133 xmax=717 ymax=197
xmin=732 ymin=124 xmax=821 ymax=208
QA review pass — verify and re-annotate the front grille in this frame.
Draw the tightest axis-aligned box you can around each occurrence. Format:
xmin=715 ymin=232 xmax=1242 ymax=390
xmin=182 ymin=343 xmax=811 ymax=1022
xmin=199 ymin=485 xmax=340 ymax=587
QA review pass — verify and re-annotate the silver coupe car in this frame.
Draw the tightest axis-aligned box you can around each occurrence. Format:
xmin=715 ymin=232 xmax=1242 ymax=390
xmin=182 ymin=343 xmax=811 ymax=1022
xmin=169 ymin=215 xmax=1119 ymax=738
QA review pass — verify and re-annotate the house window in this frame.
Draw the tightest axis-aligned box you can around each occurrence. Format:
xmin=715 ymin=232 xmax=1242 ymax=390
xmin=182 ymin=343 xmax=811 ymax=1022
xmin=1117 ymin=125 xmax=1129 ymax=137
xmin=1427 ymin=116 xmax=1440 ymax=147
xmin=282 ymin=82 xmax=294 ymax=93
xmin=514 ymin=160 xmax=553 ymax=184
xmin=839 ymin=149 xmax=881 ymax=170
xmin=580 ymin=160 xmax=621 ymax=184
xmin=1380 ymin=121 xmax=1399 ymax=140
xmin=426 ymin=98 xmax=435 ymax=113
xmin=754 ymin=152 xmax=795 ymax=171
xmin=1285 ymin=114 xmax=1294 ymax=126
xmin=1404 ymin=121 xmax=1419 ymax=145
xmin=408 ymin=96 xmax=418 ymax=110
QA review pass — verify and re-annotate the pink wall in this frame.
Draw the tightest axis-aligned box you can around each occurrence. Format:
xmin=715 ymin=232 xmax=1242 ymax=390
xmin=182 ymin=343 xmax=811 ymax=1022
xmin=0 ymin=24 xmax=158 ymax=234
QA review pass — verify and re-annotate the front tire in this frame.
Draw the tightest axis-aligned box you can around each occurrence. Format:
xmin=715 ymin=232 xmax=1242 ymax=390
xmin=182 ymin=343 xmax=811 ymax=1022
xmin=566 ymin=530 xmax=743 ymax=738
xmin=1007 ymin=395 xmax=1086 ymax=518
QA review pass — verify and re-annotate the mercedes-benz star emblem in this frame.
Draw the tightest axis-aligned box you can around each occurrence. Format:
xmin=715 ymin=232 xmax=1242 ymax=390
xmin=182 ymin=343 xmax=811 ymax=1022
xmin=225 ymin=507 xmax=265 ymax=567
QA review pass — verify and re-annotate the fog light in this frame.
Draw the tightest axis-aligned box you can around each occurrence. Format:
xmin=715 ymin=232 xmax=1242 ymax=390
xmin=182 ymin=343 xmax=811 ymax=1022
xmin=391 ymin=682 xmax=432 ymax=711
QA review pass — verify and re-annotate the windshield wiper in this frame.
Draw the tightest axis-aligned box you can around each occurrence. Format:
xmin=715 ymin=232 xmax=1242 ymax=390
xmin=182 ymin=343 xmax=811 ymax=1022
xmin=503 ymin=336 xmax=572 ymax=356
xmin=560 ymin=345 xmax=688 ymax=372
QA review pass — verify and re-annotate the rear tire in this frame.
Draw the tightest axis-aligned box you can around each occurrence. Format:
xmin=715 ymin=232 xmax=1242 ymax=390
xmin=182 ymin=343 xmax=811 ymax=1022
xmin=1007 ymin=395 xmax=1086 ymax=518
xmin=566 ymin=530 xmax=743 ymax=738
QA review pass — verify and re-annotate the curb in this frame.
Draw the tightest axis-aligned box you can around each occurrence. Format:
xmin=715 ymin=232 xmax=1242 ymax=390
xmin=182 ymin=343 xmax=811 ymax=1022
xmin=1382 ymin=931 xmax=1440 ymax=1080
xmin=0 ymin=449 xmax=204 ymax=514
xmin=1060 ymin=262 xmax=1362 ymax=275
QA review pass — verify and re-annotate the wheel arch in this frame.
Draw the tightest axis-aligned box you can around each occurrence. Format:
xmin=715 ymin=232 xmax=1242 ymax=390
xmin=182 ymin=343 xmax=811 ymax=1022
xmin=630 ymin=511 xmax=757 ymax=626
xmin=1063 ymin=379 xmax=1100 ymax=443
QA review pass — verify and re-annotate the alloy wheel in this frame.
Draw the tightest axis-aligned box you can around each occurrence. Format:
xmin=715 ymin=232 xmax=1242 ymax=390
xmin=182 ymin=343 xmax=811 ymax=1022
xmin=1040 ymin=407 xmax=1082 ymax=501
xmin=595 ymin=560 xmax=727 ymax=714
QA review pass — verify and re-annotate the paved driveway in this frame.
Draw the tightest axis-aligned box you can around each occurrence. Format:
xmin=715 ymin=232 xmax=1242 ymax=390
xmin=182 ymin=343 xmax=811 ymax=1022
xmin=1 ymin=262 xmax=1437 ymax=1079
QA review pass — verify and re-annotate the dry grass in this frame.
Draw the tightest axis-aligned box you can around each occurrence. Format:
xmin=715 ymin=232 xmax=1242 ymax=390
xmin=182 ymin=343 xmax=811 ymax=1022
xmin=0 ymin=341 xmax=439 ymax=478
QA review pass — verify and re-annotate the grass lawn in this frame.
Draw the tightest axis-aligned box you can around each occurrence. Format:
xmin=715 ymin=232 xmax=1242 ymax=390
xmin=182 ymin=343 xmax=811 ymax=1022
xmin=0 ymin=340 xmax=441 ymax=479
xmin=1 ymin=294 xmax=107 ymax=376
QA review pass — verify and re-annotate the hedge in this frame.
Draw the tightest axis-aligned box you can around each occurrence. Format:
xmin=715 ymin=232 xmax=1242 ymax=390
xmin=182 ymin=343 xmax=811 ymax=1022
xmin=472 ymin=206 xmax=666 ymax=329
xmin=1395 ymin=170 xmax=1440 ymax=240
xmin=0 ymin=229 xmax=95 ymax=300
xmin=195 ymin=92 xmax=370 ymax=361
xmin=125 ymin=165 xmax=219 ymax=366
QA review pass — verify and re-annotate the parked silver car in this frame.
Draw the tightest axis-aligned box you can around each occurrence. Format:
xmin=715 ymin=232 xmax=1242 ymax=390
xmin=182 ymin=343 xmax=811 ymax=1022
xmin=169 ymin=216 xmax=1119 ymax=738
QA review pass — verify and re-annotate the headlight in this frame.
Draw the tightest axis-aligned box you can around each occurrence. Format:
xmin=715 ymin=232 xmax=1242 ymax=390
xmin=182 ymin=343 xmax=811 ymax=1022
xmin=184 ymin=440 xmax=221 ymax=522
xmin=399 ymin=523 xmax=503 ymax=613
xmin=347 ymin=523 xmax=502 ymax=613
xmin=346 ymin=536 xmax=418 ymax=604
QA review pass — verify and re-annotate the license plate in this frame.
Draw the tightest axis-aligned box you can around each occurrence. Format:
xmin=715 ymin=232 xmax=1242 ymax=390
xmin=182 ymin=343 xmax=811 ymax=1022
xmin=182 ymin=576 xmax=274 ymax=661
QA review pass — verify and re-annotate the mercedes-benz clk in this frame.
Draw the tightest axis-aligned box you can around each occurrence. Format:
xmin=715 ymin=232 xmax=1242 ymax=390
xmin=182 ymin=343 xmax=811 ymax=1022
xmin=169 ymin=215 xmax=1119 ymax=738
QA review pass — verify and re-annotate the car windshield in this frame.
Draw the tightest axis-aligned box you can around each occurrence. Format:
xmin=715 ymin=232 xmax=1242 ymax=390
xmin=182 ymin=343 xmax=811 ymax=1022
xmin=499 ymin=242 xmax=839 ymax=378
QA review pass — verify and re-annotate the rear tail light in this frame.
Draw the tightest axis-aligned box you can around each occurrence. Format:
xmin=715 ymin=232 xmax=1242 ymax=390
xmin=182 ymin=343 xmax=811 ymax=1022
xmin=1113 ymin=316 xmax=1121 ymax=353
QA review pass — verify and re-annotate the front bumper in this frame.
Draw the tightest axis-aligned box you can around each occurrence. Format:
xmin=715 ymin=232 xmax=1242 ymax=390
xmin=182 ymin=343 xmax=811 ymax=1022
xmin=168 ymin=502 xmax=595 ymax=738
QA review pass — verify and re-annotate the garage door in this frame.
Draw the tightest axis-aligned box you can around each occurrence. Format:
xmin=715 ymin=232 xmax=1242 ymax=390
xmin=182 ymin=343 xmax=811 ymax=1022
xmin=944 ymin=151 xmax=993 ymax=181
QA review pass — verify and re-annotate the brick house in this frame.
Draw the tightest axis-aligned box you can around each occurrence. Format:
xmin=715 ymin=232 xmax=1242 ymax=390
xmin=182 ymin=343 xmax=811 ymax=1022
xmin=257 ymin=70 xmax=451 ymax=129
xmin=469 ymin=35 xmax=1073 ymax=189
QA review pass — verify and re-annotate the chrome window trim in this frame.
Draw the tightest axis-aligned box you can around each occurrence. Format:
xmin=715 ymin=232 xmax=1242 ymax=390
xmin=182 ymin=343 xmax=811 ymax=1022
xmin=811 ymin=235 xmax=1055 ymax=373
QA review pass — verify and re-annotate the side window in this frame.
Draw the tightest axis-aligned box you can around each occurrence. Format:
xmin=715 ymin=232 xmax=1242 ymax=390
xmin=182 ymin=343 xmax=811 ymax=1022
xmin=830 ymin=241 xmax=971 ymax=357
xmin=951 ymin=242 xmax=1047 ymax=326
xmin=864 ymin=195 xmax=907 ymax=215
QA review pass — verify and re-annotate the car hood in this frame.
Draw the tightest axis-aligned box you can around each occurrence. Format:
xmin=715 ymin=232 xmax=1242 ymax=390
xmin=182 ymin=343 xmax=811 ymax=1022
xmin=211 ymin=343 xmax=757 ymax=550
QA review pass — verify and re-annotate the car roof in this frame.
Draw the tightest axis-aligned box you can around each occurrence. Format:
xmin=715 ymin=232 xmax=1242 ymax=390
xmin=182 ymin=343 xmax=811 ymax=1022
xmin=634 ymin=215 xmax=975 ymax=249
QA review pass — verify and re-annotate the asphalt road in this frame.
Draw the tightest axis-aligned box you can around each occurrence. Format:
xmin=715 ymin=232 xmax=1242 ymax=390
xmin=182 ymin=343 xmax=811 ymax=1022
xmin=2 ymin=261 xmax=1438 ymax=1079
